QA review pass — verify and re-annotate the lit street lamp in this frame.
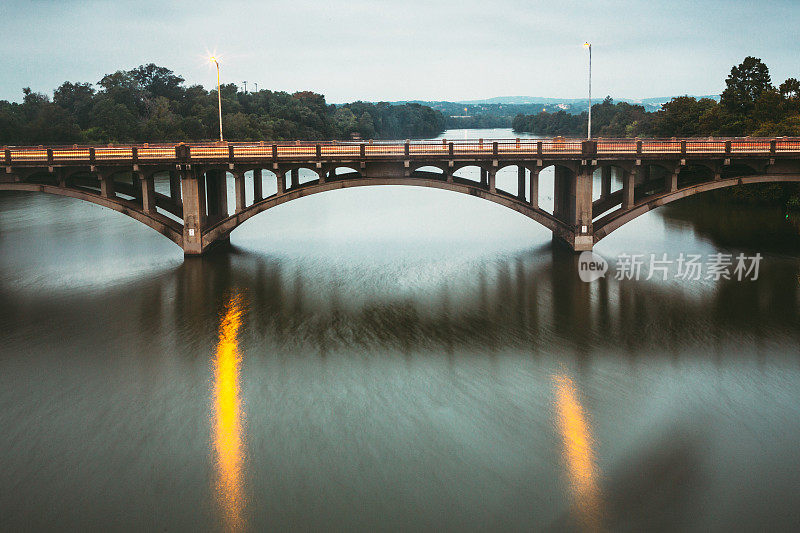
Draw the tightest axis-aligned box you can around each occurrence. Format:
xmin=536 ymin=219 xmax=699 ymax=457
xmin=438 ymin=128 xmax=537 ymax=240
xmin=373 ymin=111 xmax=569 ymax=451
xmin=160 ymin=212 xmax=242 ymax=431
xmin=584 ymin=42 xmax=592 ymax=139
xmin=210 ymin=56 xmax=223 ymax=142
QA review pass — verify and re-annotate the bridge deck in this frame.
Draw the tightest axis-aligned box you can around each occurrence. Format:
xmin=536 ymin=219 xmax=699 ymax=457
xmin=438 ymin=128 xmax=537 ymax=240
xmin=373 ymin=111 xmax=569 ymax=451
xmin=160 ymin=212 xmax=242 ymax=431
xmin=4 ymin=138 xmax=800 ymax=166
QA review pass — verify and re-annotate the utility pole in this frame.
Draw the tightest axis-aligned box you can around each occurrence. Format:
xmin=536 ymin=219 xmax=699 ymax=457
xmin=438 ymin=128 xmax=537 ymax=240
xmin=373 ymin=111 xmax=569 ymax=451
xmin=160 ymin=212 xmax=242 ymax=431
xmin=584 ymin=42 xmax=592 ymax=139
xmin=210 ymin=56 xmax=223 ymax=142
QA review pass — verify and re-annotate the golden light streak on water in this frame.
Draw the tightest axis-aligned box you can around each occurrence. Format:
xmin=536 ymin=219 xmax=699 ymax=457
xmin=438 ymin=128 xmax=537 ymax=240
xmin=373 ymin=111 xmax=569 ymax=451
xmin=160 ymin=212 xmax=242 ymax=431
xmin=554 ymin=372 xmax=604 ymax=532
xmin=213 ymin=293 xmax=247 ymax=532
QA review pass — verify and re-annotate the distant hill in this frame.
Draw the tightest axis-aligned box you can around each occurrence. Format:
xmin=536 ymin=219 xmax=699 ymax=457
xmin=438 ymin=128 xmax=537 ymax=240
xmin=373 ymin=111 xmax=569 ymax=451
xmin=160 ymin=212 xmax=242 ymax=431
xmin=453 ymin=95 xmax=721 ymax=106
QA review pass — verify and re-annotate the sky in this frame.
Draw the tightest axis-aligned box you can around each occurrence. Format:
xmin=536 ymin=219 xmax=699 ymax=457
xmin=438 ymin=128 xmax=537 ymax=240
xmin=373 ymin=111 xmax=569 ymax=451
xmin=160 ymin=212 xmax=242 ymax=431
xmin=1 ymin=0 xmax=798 ymax=104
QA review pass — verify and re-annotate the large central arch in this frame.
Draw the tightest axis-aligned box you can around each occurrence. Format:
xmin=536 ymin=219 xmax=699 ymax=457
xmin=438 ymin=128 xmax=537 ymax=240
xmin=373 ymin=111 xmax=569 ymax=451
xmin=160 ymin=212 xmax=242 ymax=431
xmin=201 ymin=177 xmax=564 ymax=249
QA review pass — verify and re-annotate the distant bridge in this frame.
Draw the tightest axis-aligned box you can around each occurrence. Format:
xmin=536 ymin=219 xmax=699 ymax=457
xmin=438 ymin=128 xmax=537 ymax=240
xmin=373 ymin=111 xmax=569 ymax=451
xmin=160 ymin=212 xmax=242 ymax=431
xmin=2 ymin=138 xmax=799 ymax=255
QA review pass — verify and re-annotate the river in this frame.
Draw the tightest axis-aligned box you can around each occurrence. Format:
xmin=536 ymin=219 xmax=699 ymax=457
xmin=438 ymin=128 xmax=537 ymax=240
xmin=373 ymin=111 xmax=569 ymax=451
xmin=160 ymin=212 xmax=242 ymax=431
xmin=1 ymin=129 xmax=799 ymax=531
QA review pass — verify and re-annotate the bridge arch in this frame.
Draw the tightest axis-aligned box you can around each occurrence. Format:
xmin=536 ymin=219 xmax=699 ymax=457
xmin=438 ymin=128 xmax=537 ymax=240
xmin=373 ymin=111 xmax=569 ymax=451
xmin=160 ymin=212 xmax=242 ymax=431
xmin=200 ymin=176 xmax=565 ymax=249
xmin=593 ymin=173 xmax=800 ymax=242
xmin=0 ymin=182 xmax=183 ymax=246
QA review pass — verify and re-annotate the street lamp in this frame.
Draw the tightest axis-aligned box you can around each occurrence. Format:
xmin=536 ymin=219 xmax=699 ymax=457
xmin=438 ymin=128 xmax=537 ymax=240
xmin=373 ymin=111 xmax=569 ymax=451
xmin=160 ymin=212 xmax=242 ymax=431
xmin=583 ymin=42 xmax=592 ymax=139
xmin=210 ymin=56 xmax=223 ymax=142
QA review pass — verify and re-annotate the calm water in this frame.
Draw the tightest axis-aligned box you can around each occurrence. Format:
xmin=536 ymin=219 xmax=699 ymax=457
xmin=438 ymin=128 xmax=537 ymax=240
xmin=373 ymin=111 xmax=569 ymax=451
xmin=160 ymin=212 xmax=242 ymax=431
xmin=1 ymin=129 xmax=800 ymax=532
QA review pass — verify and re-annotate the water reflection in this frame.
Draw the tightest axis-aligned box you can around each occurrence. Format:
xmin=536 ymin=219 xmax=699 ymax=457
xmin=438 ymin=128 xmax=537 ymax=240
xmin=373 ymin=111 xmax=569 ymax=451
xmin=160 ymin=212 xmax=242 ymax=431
xmin=212 ymin=292 xmax=247 ymax=532
xmin=554 ymin=372 xmax=603 ymax=532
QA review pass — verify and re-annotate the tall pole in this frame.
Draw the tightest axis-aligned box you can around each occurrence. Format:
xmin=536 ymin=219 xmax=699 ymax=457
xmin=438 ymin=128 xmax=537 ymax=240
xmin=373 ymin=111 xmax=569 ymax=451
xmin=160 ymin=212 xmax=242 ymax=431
xmin=584 ymin=42 xmax=592 ymax=139
xmin=211 ymin=57 xmax=223 ymax=142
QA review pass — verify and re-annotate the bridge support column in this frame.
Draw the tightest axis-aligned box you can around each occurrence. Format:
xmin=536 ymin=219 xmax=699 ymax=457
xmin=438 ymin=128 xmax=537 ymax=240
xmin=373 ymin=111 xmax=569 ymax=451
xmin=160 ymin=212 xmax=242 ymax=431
xmin=622 ymin=169 xmax=635 ymax=209
xmin=517 ymin=166 xmax=526 ymax=200
xmin=480 ymin=168 xmax=488 ymax=187
xmin=252 ymin=168 xmax=262 ymax=202
xmin=277 ymin=170 xmax=286 ymax=194
xmin=573 ymin=165 xmax=594 ymax=231
xmin=181 ymin=168 xmax=206 ymax=255
xmin=551 ymin=165 xmax=593 ymax=252
xmin=234 ymin=171 xmax=246 ymax=213
xmin=445 ymin=167 xmax=453 ymax=183
xmin=488 ymin=169 xmax=496 ymax=193
xmin=140 ymin=173 xmax=156 ymax=214
xmin=205 ymin=169 xmax=228 ymax=222
xmin=169 ymin=171 xmax=182 ymax=204
xmin=318 ymin=168 xmax=326 ymax=185
xmin=98 ymin=172 xmax=115 ymax=198
xmin=601 ymin=166 xmax=612 ymax=198
xmin=667 ymin=169 xmax=679 ymax=192
xmin=288 ymin=169 xmax=297 ymax=189
xmin=529 ymin=168 xmax=539 ymax=209
xmin=553 ymin=166 xmax=570 ymax=221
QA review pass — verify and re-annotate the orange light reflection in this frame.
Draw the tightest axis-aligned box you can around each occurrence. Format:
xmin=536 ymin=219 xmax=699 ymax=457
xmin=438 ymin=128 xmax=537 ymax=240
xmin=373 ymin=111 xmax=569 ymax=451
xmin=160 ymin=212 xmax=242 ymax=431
xmin=554 ymin=372 xmax=603 ymax=532
xmin=213 ymin=293 xmax=247 ymax=532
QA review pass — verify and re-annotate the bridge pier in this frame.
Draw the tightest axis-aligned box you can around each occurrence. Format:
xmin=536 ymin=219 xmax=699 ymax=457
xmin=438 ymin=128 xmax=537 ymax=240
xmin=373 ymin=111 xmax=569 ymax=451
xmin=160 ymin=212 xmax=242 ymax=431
xmin=277 ymin=170 xmax=286 ymax=194
xmin=667 ymin=168 xmax=679 ymax=193
xmin=529 ymin=168 xmax=539 ymax=209
xmin=601 ymin=166 xmax=611 ymax=198
xmin=517 ymin=166 xmax=525 ymax=200
xmin=140 ymin=173 xmax=156 ymax=214
xmin=181 ymin=168 xmax=206 ymax=255
xmin=253 ymin=168 xmax=262 ymax=202
xmin=98 ymin=172 xmax=115 ymax=198
xmin=169 ymin=171 xmax=182 ymax=204
xmin=622 ymin=169 xmax=635 ymax=209
xmin=206 ymin=169 xmax=228 ymax=222
xmin=551 ymin=165 xmax=594 ymax=252
xmin=234 ymin=171 xmax=246 ymax=214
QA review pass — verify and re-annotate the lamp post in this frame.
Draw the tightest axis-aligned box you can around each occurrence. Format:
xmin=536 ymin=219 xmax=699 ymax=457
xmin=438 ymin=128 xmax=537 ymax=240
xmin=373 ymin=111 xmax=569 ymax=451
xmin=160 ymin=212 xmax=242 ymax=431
xmin=583 ymin=42 xmax=592 ymax=139
xmin=210 ymin=56 xmax=223 ymax=142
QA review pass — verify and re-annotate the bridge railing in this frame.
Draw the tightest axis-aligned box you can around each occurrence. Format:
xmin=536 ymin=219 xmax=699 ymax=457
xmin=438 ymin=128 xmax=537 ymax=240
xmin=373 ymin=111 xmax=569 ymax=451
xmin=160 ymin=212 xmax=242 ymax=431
xmin=4 ymin=138 xmax=800 ymax=165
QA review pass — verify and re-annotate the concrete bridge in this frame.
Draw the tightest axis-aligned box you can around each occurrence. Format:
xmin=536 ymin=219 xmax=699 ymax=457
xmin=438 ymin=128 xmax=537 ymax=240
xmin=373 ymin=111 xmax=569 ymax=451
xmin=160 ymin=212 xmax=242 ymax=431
xmin=2 ymin=138 xmax=799 ymax=255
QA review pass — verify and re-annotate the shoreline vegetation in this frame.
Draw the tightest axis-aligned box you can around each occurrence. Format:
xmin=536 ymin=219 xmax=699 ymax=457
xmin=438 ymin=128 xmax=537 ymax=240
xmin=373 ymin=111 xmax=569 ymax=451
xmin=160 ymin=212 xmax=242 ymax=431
xmin=0 ymin=64 xmax=446 ymax=145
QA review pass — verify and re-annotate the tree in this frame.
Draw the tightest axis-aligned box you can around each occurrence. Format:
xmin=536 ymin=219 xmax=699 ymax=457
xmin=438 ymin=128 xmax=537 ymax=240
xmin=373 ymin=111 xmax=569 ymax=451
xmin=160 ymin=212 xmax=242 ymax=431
xmin=650 ymin=96 xmax=718 ymax=136
xmin=721 ymin=56 xmax=773 ymax=114
xmin=130 ymin=64 xmax=185 ymax=100
xmin=779 ymin=78 xmax=800 ymax=100
xmin=53 ymin=82 xmax=95 ymax=128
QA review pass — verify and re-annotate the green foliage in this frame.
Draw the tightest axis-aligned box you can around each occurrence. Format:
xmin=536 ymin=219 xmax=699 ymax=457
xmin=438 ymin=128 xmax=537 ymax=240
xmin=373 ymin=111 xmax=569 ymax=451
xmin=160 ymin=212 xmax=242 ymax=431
xmin=721 ymin=56 xmax=773 ymax=114
xmin=1 ymin=64 xmax=444 ymax=144
xmin=512 ymin=110 xmax=586 ymax=136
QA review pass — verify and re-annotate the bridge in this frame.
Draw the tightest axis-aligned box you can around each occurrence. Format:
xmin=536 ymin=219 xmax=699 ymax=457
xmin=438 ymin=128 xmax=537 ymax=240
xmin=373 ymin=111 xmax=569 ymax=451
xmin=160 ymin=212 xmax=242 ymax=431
xmin=2 ymin=138 xmax=799 ymax=255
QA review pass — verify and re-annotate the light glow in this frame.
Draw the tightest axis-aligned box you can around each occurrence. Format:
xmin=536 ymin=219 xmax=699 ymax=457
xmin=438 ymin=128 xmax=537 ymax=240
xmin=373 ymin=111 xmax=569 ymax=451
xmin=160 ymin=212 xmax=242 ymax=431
xmin=554 ymin=372 xmax=603 ymax=532
xmin=213 ymin=292 xmax=247 ymax=531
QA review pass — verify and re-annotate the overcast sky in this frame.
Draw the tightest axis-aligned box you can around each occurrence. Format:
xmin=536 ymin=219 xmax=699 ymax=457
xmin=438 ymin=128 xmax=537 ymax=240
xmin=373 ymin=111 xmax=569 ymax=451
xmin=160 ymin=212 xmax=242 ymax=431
xmin=1 ymin=0 xmax=798 ymax=103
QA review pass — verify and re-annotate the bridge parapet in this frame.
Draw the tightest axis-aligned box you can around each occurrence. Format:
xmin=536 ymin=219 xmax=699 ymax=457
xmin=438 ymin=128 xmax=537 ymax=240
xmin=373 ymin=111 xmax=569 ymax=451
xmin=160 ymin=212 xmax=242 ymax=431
xmin=4 ymin=138 xmax=800 ymax=167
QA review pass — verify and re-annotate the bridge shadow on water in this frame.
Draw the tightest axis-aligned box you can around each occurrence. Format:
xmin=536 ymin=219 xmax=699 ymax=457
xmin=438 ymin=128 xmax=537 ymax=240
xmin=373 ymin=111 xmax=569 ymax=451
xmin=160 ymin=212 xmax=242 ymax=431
xmin=153 ymin=236 xmax=800 ymax=363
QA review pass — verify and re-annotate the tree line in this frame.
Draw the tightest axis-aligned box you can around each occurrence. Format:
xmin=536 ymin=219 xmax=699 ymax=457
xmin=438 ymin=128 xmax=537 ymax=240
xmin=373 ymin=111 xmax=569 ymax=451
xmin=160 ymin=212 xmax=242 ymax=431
xmin=0 ymin=64 xmax=446 ymax=145
xmin=513 ymin=57 xmax=800 ymax=138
